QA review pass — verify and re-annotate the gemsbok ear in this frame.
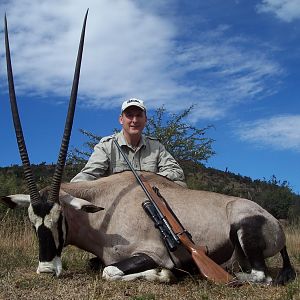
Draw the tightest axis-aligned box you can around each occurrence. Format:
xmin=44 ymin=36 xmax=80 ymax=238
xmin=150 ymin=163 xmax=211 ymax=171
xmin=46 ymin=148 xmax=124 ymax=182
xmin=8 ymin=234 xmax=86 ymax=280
xmin=1 ymin=194 xmax=31 ymax=209
xmin=59 ymin=191 xmax=104 ymax=213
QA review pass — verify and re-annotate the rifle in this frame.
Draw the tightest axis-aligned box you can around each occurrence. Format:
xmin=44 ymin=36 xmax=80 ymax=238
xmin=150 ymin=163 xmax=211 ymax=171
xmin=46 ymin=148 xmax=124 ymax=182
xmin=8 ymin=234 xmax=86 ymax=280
xmin=113 ymin=138 xmax=234 ymax=284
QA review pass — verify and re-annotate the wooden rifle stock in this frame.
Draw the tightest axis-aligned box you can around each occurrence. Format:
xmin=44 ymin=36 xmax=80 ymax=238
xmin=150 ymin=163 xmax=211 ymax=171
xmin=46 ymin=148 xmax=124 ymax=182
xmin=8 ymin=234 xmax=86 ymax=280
xmin=140 ymin=175 xmax=233 ymax=284
xmin=113 ymin=138 xmax=234 ymax=284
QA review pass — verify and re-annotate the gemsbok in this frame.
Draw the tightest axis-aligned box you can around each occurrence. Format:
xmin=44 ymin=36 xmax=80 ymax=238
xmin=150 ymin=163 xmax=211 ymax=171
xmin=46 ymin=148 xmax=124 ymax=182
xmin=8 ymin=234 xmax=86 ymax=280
xmin=1 ymin=12 xmax=296 ymax=285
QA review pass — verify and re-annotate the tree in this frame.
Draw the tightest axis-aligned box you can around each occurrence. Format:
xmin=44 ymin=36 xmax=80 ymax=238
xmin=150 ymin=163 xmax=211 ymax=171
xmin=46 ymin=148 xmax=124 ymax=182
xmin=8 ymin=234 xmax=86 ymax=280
xmin=253 ymin=176 xmax=297 ymax=219
xmin=144 ymin=106 xmax=215 ymax=164
xmin=68 ymin=129 xmax=102 ymax=164
xmin=68 ymin=106 xmax=215 ymax=165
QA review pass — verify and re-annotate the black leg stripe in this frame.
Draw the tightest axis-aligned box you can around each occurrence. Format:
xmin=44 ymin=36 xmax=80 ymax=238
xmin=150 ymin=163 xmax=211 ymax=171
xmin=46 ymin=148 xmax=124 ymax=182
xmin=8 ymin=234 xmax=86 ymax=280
xmin=110 ymin=253 xmax=157 ymax=275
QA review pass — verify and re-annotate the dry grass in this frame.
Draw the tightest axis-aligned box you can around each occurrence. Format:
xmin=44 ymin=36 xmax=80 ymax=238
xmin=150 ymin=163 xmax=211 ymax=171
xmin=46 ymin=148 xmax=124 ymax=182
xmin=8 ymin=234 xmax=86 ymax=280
xmin=0 ymin=212 xmax=299 ymax=300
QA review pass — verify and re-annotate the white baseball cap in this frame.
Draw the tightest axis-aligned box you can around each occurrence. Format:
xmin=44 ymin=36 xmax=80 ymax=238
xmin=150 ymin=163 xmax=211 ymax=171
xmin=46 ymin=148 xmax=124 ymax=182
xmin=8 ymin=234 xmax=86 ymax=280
xmin=121 ymin=98 xmax=146 ymax=113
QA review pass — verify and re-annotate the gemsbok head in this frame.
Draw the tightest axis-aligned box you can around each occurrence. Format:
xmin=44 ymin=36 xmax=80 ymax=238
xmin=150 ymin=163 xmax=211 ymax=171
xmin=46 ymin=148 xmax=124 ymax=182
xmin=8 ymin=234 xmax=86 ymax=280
xmin=2 ymin=10 xmax=103 ymax=276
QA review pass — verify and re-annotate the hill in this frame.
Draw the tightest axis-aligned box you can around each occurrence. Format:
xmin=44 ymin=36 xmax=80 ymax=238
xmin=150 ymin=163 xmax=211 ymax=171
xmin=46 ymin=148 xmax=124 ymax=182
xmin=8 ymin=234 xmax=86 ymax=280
xmin=0 ymin=163 xmax=299 ymax=221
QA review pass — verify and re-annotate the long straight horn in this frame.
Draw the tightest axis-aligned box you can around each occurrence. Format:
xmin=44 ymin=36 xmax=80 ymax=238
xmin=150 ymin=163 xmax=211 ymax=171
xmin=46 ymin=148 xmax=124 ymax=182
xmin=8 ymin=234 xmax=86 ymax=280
xmin=48 ymin=10 xmax=88 ymax=203
xmin=4 ymin=14 xmax=41 ymax=206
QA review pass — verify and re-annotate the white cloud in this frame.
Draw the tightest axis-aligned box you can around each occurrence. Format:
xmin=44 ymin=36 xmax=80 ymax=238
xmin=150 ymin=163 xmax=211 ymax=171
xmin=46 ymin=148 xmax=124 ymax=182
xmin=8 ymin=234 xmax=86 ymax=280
xmin=0 ymin=0 xmax=283 ymax=120
xmin=174 ymin=32 xmax=282 ymax=106
xmin=236 ymin=115 xmax=300 ymax=151
xmin=257 ymin=0 xmax=300 ymax=22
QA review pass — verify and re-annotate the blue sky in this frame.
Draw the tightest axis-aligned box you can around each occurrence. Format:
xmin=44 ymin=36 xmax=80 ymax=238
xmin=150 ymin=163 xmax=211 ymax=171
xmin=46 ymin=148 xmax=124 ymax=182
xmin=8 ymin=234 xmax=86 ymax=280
xmin=0 ymin=0 xmax=299 ymax=194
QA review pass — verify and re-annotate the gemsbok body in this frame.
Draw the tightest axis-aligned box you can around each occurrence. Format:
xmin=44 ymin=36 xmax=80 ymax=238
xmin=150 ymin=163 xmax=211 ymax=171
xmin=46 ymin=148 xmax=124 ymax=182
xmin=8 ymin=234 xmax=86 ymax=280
xmin=1 ymin=12 xmax=296 ymax=285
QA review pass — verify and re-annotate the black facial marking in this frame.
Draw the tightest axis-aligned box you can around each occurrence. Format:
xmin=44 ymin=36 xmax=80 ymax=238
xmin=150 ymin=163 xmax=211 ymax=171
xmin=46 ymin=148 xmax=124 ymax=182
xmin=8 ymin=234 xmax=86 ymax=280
xmin=37 ymin=213 xmax=64 ymax=262
xmin=31 ymin=188 xmax=56 ymax=217
xmin=110 ymin=253 xmax=157 ymax=275
xmin=37 ymin=224 xmax=58 ymax=262
xmin=32 ymin=201 xmax=55 ymax=218
xmin=31 ymin=189 xmax=65 ymax=262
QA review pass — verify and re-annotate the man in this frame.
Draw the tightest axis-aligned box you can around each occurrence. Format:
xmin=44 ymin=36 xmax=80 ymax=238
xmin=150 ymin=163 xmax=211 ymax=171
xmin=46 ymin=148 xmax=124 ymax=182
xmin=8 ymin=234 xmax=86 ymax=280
xmin=71 ymin=98 xmax=186 ymax=186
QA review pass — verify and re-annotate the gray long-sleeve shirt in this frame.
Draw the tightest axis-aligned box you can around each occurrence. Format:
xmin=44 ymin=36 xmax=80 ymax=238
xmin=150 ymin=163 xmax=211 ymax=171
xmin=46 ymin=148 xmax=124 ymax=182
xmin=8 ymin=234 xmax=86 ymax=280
xmin=71 ymin=131 xmax=185 ymax=184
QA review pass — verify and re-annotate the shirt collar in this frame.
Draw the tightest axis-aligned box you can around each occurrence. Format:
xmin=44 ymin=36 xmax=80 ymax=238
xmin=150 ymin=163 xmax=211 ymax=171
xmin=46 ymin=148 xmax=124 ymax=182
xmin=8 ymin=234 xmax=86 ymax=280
xmin=117 ymin=130 xmax=146 ymax=150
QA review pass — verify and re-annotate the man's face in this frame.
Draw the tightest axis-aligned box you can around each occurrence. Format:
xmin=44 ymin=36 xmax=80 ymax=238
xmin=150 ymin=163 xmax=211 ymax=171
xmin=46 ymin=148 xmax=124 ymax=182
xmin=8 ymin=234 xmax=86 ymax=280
xmin=119 ymin=106 xmax=147 ymax=138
